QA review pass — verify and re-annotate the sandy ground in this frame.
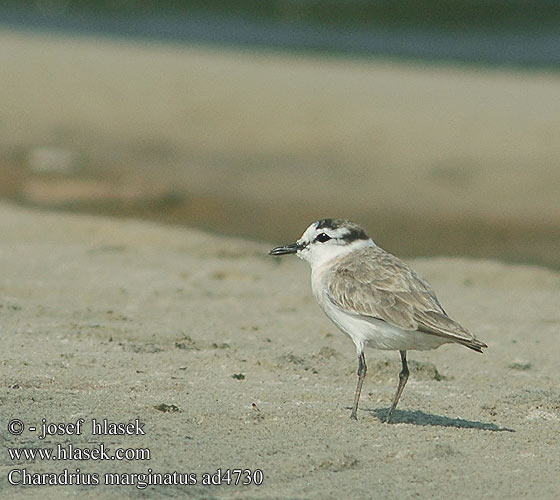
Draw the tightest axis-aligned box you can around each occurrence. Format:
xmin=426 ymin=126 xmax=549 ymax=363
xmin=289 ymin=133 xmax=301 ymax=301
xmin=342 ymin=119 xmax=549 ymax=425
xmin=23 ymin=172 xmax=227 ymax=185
xmin=1 ymin=29 xmax=559 ymax=268
xmin=0 ymin=202 xmax=559 ymax=499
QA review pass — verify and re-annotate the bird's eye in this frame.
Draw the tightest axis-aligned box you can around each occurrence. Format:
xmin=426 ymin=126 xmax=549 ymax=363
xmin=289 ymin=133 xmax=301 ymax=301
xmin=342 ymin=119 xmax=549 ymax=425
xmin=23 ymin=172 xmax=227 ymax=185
xmin=316 ymin=233 xmax=331 ymax=243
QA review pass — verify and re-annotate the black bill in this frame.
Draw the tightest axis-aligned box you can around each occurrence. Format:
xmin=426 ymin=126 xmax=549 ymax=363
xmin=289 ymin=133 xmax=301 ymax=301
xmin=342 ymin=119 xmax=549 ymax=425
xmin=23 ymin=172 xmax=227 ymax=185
xmin=269 ymin=242 xmax=300 ymax=255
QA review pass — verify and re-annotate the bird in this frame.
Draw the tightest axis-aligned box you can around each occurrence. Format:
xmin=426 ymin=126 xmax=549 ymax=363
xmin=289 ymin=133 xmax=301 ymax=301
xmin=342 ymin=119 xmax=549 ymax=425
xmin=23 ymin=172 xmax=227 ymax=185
xmin=269 ymin=218 xmax=487 ymax=423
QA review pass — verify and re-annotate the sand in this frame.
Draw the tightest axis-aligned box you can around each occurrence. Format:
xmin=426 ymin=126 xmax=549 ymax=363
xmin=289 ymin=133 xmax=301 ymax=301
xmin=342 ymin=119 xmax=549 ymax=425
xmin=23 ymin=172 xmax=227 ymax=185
xmin=1 ymin=202 xmax=559 ymax=499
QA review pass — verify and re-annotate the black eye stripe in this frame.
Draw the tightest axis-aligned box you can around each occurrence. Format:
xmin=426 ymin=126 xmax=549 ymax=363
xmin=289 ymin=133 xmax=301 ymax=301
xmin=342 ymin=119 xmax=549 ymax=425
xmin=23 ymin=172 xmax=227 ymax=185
xmin=316 ymin=233 xmax=331 ymax=243
xmin=343 ymin=228 xmax=369 ymax=242
xmin=314 ymin=219 xmax=369 ymax=242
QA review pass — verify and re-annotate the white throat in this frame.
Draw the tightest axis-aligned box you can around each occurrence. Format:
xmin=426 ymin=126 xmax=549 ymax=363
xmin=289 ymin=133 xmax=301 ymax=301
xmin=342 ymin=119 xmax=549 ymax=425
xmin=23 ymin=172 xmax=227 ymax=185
xmin=298 ymin=238 xmax=375 ymax=269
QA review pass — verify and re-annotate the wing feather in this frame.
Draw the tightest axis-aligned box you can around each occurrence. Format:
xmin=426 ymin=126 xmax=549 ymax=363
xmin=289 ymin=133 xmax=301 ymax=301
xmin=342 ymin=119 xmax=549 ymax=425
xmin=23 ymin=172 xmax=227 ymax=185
xmin=326 ymin=247 xmax=486 ymax=351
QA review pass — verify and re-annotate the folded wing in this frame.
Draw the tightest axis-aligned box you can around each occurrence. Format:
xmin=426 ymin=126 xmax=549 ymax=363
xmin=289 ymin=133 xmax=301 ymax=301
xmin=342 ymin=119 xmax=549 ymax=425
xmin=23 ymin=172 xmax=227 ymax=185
xmin=326 ymin=247 xmax=487 ymax=352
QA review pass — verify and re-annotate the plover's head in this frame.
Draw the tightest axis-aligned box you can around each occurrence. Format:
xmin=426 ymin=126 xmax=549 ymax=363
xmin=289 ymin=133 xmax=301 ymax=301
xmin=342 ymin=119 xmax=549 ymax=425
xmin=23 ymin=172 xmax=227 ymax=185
xmin=269 ymin=218 xmax=374 ymax=267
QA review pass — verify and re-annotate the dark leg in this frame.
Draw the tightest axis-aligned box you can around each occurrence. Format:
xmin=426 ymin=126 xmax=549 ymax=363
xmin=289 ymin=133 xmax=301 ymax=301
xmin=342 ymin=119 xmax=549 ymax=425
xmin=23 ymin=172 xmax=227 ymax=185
xmin=350 ymin=352 xmax=367 ymax=420
xmin=386 ymin=350 xmax=409 ymax=423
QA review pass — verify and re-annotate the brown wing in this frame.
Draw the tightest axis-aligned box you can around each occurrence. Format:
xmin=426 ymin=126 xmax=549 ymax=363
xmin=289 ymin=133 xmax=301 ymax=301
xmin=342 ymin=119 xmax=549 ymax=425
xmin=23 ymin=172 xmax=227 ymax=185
xmin=326 ymin=247 xmax=486 ymax=351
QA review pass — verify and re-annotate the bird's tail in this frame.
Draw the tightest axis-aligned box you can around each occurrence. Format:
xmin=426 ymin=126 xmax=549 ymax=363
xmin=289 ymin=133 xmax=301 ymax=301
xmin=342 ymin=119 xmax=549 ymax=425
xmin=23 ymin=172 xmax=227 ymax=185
xmin=455 ymin=337 xmax=487 ymax=353
xmin=416 ymin=310 xmax=488 ymax=353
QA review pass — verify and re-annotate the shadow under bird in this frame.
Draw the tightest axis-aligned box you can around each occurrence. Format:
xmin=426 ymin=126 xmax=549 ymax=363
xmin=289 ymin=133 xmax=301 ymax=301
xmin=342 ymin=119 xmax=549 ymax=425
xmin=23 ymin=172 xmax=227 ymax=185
xmin=269 ymin=219 xmax=487 ymax=422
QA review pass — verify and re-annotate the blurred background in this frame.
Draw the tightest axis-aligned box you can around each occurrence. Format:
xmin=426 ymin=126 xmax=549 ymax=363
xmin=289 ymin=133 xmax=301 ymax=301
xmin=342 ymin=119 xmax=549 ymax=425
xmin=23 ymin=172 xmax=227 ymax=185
xmin=0 ymin=1 xmax=559 ymax=268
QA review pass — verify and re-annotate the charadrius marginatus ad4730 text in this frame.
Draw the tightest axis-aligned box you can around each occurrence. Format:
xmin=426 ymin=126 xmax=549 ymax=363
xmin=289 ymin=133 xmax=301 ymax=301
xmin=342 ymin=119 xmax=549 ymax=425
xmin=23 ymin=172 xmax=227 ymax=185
xmin=270 ymin=218 xmax=487 ymax=423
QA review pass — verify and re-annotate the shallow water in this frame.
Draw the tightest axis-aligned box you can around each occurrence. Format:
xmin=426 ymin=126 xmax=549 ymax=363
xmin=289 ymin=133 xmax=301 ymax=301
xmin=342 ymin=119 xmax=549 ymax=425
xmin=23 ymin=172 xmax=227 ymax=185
xmin=1 ymin=4 xmax=559 ymax=67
